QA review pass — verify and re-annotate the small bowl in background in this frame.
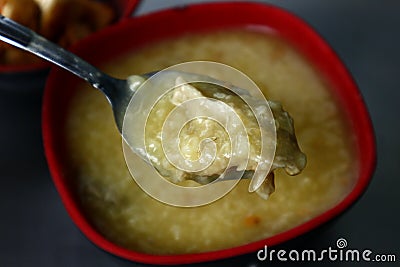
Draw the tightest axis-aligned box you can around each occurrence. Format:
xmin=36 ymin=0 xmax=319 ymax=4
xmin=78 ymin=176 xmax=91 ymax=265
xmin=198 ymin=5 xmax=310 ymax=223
xmin=0 ymin=0 xmax=139 ymax=92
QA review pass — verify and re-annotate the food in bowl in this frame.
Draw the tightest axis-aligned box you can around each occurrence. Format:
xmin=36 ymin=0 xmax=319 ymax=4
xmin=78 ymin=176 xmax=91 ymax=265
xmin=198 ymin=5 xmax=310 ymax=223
xmin=64 ymin=29 xmax=357 ymax=255
xmin=0 ymin=0 xmax=115 ymax=65
xmin=132 ymin=72 xmax=307 ymax=199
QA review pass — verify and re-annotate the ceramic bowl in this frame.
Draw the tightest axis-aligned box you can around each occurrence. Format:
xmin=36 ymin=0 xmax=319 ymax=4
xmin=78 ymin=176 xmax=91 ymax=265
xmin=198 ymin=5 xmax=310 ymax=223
xmin=42 ymin=2 xmax=376 ymax=265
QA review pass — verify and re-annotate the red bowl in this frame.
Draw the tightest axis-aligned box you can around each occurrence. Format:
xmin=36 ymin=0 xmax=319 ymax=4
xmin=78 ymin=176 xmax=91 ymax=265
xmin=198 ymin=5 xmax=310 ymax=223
xmin=42 ymin=2 xmax=376 ymax=265
xmin=0 ymin=0 xmax=140 ymax=92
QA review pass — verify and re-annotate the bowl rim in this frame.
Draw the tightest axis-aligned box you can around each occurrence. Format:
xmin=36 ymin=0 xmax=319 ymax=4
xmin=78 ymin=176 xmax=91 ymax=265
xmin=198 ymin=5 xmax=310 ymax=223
xmin=0 ymin=0 xmax=140 ymax=73
xmin=42 ymin=1 xmax=376 ymax=265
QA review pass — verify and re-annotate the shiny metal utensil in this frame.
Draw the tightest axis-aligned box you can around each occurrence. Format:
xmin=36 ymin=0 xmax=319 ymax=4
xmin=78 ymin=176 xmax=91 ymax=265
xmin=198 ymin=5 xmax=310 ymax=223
xmin=0 ymin=16 xmax=256 ymax=185
xmin=0 ymin=16 xmax=305 ymax=195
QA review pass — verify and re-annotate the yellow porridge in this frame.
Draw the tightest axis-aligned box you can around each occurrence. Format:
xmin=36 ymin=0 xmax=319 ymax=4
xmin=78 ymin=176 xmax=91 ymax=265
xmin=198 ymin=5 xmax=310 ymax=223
xmin=65 ymin=30 xmax=356 ymax=254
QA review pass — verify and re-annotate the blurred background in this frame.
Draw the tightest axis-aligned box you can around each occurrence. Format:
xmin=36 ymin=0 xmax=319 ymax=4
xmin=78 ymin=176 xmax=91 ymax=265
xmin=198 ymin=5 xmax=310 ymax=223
xmin=0 ymin=0 xmax=399 ymax=266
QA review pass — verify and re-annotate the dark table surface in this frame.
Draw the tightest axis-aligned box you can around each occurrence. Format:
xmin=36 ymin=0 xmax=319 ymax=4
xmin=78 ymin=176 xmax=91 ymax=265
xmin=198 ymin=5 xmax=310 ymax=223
xmin=1 ymin=1 xmax=399 ymax=266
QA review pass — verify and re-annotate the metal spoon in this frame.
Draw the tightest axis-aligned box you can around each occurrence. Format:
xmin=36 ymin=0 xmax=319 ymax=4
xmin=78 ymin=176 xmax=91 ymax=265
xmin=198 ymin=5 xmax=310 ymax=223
xmin=0 ymin=16 xmax=305 ymax=194
xmin=0 ymin=16 xmax=260 ymax=182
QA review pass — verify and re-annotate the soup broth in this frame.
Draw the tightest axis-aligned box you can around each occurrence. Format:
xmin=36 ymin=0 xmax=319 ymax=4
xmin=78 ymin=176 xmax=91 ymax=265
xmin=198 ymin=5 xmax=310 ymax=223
xmin=65 ymin=30 xmax=356 ymax=254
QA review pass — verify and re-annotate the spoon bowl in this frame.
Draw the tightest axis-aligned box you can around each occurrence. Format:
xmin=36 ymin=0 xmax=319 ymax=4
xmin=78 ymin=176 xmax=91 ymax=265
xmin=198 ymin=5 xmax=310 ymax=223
xmin=0 ymin=16 xmax=282 ymax=191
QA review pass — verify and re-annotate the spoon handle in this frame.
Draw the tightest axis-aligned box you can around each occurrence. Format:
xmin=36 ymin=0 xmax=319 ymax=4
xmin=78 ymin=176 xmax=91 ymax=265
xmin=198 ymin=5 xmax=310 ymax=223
xmin=0 ymin=15 xmax=113 ymax=92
